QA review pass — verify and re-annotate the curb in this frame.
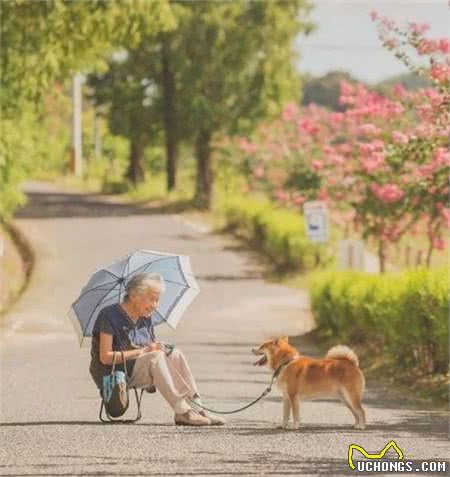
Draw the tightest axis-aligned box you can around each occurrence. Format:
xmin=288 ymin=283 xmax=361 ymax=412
xmin=0 ymin=221 xmax=35 ymax=314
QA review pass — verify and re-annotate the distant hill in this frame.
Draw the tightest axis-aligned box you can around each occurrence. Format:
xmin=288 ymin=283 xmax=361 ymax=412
xmin=375 ymin=72 xmax=431 ymax=93
xmin=302 ymin=71 xmax=430 ymax=111
xmin=302 ymin=71 xmax=355 ymax=111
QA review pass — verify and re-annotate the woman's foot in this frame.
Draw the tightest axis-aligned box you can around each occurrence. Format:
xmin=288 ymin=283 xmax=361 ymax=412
xmin=191 ymin=394 xmax=226 ymax=426
xmin=198 ymin=409 xmax=226 ymax=426
xmin=174 ymin=409 xmax=211 ymax=426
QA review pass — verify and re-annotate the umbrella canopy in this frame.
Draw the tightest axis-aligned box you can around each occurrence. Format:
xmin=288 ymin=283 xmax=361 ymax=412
xmin=69 ymin=250 xmax=200 ymax=347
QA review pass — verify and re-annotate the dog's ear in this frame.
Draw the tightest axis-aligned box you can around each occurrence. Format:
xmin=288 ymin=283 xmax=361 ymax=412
xmin=273 ymin=336 xmax=288 ymax=345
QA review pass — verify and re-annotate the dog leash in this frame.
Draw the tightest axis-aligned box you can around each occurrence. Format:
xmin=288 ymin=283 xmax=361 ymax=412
xmin=189 ymin=358 xmax=296 ymax=415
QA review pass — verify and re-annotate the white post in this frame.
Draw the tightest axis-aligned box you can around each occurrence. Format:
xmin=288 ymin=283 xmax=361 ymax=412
xmin=94 ymin=112 xmax=102 ymax=159
xmin=72 ymin=73 xmax=83 ymax=177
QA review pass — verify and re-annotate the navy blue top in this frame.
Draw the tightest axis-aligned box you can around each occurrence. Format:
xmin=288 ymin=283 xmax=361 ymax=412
xmin=89 ymin=303 xmax=156 ymax=389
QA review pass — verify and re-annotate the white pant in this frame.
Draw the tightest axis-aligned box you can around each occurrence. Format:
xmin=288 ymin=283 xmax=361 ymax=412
xmin=127 ymin=349 xmax=199 ymax=414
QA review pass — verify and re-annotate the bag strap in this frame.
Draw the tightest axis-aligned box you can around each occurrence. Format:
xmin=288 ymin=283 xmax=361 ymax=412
xmin=110 ymin=351 xmax=128 ymax=377
xmin=111 ymin=350 xmax=117 ymax=374
xmin=121 ymin=350 xmax=128 ymax=376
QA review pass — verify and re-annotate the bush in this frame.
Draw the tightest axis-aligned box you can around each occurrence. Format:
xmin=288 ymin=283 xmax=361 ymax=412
xmin=311 ymin=268 xmax=449 ymax=375
xmin=218 ymin=195 xmax=332 ymax=271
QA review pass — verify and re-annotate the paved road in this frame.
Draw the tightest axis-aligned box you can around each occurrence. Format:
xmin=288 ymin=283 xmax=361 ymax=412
xmin=1 ymin=182 xmax=449 ymax=477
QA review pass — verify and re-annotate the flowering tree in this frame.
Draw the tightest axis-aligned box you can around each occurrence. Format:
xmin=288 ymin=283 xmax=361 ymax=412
xmin=216 ymin=14 xmax=449 ymax=271
xmin=372 ymin=12 xmax=450 ymax=266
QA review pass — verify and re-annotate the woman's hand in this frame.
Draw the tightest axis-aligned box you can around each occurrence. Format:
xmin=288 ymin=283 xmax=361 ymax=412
xmin=142 ymin=342 xmax=162 ymax=354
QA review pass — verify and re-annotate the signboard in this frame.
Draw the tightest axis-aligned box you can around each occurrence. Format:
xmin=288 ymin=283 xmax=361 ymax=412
xmin=303 ymin=201 xmax=329 ymax=243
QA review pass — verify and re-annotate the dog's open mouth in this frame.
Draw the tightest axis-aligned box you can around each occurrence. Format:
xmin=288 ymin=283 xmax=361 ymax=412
xmin=253 ymin=355 xmax=267 ymax=366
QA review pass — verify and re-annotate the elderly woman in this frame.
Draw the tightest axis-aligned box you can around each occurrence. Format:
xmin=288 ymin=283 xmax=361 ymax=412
xmin=90 ymin=272 xmax=225 ymax=426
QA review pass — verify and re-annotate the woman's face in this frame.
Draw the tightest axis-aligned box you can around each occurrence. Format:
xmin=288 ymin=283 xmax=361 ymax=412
xmin=131 ymin=288 xmax=162 ymax=317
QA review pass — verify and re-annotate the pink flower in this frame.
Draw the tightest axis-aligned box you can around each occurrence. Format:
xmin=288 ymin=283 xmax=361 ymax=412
xmin=432 ymin=238 xmax=446 ymax=250
xmin=359 ymin=140 xmax=385 ymax=155
xmin=239 ymin=138 xmax=257 ymax=155
xmin=392 ymin=131 xmax=409 ymax=144
xmin=433 ymin=147 xmax=450 ymax=167
xmin=275 ymin=189 xmax=289 ymax=202
xmin=409 ymin=22 xmax=430 ymax=35
xmin=312 ymin=160 xmax=323 ymax=171
xmin=297 ymin=118 xmax=320 ymax=136
xmin=340 ymin=80 xmax=354 ymax=96
xmin=253 ymin=166 xmax=265 ymax=179
xmin=439 ymin=38 xmax=450 ymax=54
xmin=326 ymin=154 xmax=345 ymax=165
xmin=292 ymin=192 xmax=305 ymax=206
xmin=328 ymin=177 xmax=337 ymax=186
xmin=330 ymin=112 xmax=345 ymax=124
xmin=430 ymin=64 xmax=450 ymax=83
xmin=417 ymin=39 xmax=439 ymax=55
xmin=384 ymin=38 xmax=399 ymax=49
xmin=423 ymin=88 xmax=444 ymax=106
xmin=358 ymin=123 xmax=381 ymax=136
xmin=393 ymin=84 xmax=406 ymax=98
xmin=362 ymin=152 xmax=385 ymax=172
xmin=371 ymin=183 xmax=405 ymax=203
xmin=370 ymin=10 xmax=378 ymax=21
xmin=440 ymin=207 xmax=450 ymax=226
xmin=318 ymin=189 xmax=329 ymax=201
xmin=282 ymin=102 xmax=299 ymax=122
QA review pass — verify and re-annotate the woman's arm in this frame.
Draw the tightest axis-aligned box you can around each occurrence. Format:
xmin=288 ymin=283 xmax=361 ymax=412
xmin=99 ymin=332 xmax=160 ymax=365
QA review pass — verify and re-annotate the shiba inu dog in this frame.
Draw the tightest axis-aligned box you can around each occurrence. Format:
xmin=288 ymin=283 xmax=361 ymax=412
xmin=252 ymin=337 xmax=366 ymax=430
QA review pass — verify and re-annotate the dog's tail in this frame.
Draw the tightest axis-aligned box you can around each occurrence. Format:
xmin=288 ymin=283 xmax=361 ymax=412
xmin=326 ymin=345 xmax=359 ymax=367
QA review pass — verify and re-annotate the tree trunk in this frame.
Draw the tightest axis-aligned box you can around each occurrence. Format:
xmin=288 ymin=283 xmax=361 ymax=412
xmin=160 ymin=34 xmax=178 ymax=192
xmin=195 ymin=130 xmax=213 ymax=209
xmin=425 ymin=219 xmax=439 ymax=268
xmin=126 ymin=137 xmax=145 ymax=185
xmin=378 ymin=239 xmax=386 ymax=274
xmin=425 ymin=243 xmax=434 ymax=268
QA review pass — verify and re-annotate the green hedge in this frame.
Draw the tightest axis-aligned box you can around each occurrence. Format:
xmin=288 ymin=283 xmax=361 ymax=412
xmin=218 ymin=195 xmax=332 ymax=271
xmin=311 ymin=268 xmax=449 ymax=374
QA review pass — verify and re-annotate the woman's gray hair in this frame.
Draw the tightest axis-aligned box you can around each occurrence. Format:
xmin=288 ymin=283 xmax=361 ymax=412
xmin=123 ymin=272 xmax=166 ymax=302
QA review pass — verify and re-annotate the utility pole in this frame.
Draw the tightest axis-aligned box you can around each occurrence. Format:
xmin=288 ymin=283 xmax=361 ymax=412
xmin=94 ymin=111 xmax=102 ymax=159
xmin=71 ymin=73 xmax=83 ymax=177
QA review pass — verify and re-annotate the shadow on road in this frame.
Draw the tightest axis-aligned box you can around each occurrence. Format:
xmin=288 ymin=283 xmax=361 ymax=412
xmin=2 ymin=410 xmax=448 ymax=438
xmin=16 ymin=191 xmax=197 ymax=219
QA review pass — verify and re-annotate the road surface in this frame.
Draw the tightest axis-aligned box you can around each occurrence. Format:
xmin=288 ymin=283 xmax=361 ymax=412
xmin=1 ymin=182 xmax=448 ymax=476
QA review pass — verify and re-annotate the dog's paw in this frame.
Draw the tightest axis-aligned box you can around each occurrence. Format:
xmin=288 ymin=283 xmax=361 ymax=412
xmin=354 ymin=423 xmax=367 ymax=430
xmin=276 ymin=422 xmax=289 ymax=429
xmin=291 ymin=422 xmax=301 ymax=430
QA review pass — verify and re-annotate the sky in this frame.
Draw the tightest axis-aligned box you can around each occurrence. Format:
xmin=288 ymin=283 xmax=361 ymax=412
xmin=296 ymin=0 xmax=450 ymax=84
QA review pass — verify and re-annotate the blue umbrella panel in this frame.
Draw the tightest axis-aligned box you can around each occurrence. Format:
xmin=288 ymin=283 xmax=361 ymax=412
xmin=69 ymin=250 xmax=200 ymax=347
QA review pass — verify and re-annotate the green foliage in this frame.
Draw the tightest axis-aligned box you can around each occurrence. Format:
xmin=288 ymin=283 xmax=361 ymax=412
xmin=1 ymin=0 xmax=175 ymax=115
xmin=1 ymin=0 xmax=175 ymax=220
xmin=176 ymin=1 xmax=313 ymax=136
xmin=0 ymin=110 xmax=41 ymax=221
xmin=311 ymin=268 xmax=449 ymax=375
xmin=218 ymin=195 xmax=331 ymax=271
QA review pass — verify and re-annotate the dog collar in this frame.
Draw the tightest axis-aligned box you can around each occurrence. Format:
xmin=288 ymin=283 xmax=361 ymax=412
xmin=273 ymin=354 xmax=299 ymax=380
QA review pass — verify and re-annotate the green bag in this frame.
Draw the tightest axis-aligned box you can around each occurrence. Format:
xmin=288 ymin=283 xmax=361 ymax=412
xmin=102 ymin=351 xmax=129 ymax=418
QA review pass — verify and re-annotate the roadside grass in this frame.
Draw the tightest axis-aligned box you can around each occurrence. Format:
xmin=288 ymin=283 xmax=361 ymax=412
xmin=0 ymin=223 xmax=34 ymax=319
